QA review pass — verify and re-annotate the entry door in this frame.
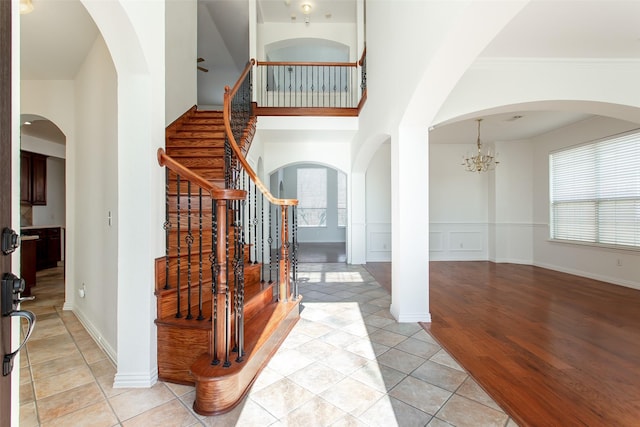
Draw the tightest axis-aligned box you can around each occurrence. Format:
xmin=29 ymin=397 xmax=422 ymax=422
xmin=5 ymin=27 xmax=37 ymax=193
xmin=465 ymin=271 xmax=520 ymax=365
xmin=1 ymin=0 xmax=13 ymax=425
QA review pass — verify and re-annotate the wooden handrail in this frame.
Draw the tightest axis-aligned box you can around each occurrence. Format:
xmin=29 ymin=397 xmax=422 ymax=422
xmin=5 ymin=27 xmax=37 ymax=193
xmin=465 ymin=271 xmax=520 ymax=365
xmin=228 ymin=58 xmax=256 ymax=100
xmin=223 ymin=61 xmax=298 ymax=207
xmin=256 ymin=60 xmax=358 ymax=68
xmin=358 ymin=46 xmax=366 ymax=66
xmin=157 ymin=148 xmax=245 ymax=201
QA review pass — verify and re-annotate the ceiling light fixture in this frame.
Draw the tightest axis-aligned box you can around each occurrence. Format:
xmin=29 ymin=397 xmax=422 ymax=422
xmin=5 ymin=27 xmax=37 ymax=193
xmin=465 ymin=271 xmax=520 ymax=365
xmin=461 ymin=119 xmax=499 ymax=173
xmin=301 ymin=3 xmax=311 ymax=23
xmin=19 ymin=0 xmax=34 ymax=14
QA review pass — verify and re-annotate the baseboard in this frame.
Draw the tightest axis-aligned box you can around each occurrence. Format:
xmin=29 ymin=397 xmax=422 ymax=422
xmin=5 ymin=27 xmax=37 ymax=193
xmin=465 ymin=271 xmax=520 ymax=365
xmin=113 ymin=370 xmax=159 ymax=388
xmin=533 ymin=261 xmax=640 ymax=291
xmin=72 ymin=307 xmax=117 ymax=365
xmin=390 ymin=304 xmax=432 ymax=323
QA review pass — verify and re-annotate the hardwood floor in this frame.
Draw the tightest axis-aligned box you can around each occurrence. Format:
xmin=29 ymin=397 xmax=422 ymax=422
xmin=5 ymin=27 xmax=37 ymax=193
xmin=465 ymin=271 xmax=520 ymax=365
xmin=363 ymin=262 xmax=391 ymax=294
xmin=366 ymin=261 xmax=640 ymax=426
xmin=296 ymin=242 xmax=346 ymax=263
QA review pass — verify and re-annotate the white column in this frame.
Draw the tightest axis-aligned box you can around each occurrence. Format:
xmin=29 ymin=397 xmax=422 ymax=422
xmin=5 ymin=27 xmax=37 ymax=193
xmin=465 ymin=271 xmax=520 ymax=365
xmin=390 ymin=125 xmax=431 ymax=323
xmin=349 ymin=172 xmax=367 ymax=264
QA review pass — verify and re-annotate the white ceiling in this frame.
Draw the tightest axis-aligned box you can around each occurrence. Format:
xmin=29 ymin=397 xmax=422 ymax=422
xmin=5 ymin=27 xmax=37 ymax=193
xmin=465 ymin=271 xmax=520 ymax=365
xmin=18 ymin=0 xmax=640 ymax=144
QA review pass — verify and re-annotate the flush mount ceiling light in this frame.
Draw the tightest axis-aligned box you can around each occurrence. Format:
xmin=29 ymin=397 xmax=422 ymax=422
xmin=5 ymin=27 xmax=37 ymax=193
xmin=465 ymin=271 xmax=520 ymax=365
xmin=20 ymin=0 xmax=34 ymax=14
xmin=301 ymin=3 xmax=312 ymax=23
xmin=461 ymin=119 xmax=499 ymax=173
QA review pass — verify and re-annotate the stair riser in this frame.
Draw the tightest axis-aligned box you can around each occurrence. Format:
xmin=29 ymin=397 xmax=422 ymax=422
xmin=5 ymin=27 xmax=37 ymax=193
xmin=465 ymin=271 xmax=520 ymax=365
xmin=156 ymin=257 xmax=261 ymax=294
xmin=157 ymin=325 xmax=209 ymax=384
xmin=165 ymin=147 xmax=226 ymax=158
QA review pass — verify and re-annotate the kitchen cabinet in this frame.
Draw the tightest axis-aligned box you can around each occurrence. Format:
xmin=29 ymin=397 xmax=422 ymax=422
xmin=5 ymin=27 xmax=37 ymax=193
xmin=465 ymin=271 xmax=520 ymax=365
xmin=21 ymin=227 xmax=61 ymax=271
xmin=20 ymin=236 xmax=38 ymax=296
xmin=20 ymin=150 xmax=47 ymax=205
xmin=20 ymin=151 xmax=32 ymax=204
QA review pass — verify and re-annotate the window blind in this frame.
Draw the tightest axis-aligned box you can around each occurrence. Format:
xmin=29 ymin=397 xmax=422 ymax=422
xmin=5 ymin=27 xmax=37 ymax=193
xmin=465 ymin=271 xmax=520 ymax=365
xmin=337 ymin=172 xmax=347 ymax=227
xmin=550 ymin=130 xmax=640 ymax=248
xmin=297 ymin=168 xmax=327 ymax=227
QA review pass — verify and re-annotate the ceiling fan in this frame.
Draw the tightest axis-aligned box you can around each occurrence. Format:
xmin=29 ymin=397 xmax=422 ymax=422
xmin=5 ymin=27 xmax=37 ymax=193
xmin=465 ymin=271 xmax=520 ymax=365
xmin=197 ymin=57 xmax=208 ymax=73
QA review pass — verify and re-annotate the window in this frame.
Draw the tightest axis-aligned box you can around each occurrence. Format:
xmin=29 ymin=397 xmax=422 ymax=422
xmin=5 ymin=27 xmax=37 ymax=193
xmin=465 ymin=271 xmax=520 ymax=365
xmin=297 ymin=168 xmax=327 ymax=227
xmin=337 ymin=172 xmax=347 ymax=227
xmin=550 ymin=130 xmax=640 ymax=248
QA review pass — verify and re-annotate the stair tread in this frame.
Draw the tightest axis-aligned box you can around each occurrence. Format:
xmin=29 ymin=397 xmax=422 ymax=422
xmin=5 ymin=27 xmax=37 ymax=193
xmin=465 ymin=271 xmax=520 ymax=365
xmin=191 ymin=298 xmax=301 ymax=377
xmin=156 ymin=280 xmax=273 ymax=327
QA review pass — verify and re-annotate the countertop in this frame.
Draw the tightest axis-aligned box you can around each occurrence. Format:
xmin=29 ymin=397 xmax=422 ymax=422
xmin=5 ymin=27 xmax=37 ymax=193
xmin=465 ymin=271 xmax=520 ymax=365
xmin=21 ymin=225 xmax=65 ymax=230
xmin=21 ymin=235 xmax=40 ymax=241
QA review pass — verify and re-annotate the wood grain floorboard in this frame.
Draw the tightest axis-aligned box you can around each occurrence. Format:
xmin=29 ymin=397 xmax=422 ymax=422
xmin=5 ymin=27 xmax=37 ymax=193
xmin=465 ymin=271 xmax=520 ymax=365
xmin=428 ymin=261 xmax=640 ymax=427
xmin=365 ymin=261 xmax=640 ymax=427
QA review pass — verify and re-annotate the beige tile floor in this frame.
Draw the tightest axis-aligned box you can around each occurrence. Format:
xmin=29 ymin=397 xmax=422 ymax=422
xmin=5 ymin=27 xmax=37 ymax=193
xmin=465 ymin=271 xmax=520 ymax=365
xmin=18 ymin=264 xmax=519 ymax=426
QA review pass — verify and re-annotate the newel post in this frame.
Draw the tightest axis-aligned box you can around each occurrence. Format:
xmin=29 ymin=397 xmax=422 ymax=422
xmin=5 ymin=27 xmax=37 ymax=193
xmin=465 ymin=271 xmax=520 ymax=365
xmin=214 ymin=199 xmax=231 ymax=367
xmin=278 ymin=205 xmax=289 ymax=302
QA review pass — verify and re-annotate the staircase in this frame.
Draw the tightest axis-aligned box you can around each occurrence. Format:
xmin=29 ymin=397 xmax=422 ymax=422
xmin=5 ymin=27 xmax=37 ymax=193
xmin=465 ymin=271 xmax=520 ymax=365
xmin=155 ymin=94 xmax=301 ymax=414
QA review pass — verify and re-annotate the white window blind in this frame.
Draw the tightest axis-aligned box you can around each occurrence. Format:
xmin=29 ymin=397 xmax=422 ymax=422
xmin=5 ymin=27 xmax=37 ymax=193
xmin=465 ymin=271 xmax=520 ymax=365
xmin=550 ymin=130 xmax=640 ymax=248
xmin=297 ymin=168 xmax=327 ymax=227
xmin=337 ymin=172 xmax=347 ymax=227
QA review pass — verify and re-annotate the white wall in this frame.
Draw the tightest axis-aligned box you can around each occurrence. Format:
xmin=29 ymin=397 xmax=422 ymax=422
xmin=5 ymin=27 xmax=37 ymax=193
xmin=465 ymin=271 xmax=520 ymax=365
xmin=197 ymin=1 xmax=241 ymax=107
xmin=165 ymin=0 xmax=197 ymax=124
xmin=490 ymin=140 xmax=533 ymax=264
xmin=20 ymin=134 xmax=65 ymax=159
xmin=72 ymin=35 xmax=119 ymax=358
xmin=257 ymin=23 xmax=357 ymax=60
xmin=532 ymin=116 xmax=640 ymax=289
xmin=365 ymin=142 xmax=391 ymax=261
xmin=429 ymin=142 xmax=489 ymax=260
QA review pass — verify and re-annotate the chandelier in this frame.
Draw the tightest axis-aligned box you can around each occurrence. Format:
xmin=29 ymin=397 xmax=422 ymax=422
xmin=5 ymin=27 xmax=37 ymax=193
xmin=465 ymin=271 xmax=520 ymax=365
xmin=462 ymin=118 xmax=498 ymax=172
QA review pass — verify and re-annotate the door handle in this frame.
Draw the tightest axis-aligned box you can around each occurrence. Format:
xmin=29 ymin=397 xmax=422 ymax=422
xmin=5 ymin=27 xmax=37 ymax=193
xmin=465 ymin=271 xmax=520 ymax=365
xmin=3 ymin=310 xmax=36 ymax=376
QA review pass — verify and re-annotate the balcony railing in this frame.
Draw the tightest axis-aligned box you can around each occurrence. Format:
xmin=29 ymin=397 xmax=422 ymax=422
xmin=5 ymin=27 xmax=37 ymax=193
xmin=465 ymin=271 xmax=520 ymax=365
xmin=254 ymin=48 xmax=367 ymax=116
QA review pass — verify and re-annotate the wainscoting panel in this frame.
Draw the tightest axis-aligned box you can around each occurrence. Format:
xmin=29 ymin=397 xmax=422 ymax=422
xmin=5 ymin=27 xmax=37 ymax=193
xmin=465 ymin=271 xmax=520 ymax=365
xmin=429 ymin=231 xmax=444 ymax=252
xmin=429 ymin=223 xmax=488 ymax=261
xmin=367 ymin=222 xmax=391 ymax=262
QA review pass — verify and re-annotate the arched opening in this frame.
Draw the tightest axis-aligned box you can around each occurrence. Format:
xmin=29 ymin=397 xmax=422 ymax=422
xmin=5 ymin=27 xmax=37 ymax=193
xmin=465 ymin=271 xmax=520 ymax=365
xmin=270 ymin=162 xmax=347 ymax=263
xmin=19 ymin=113 xmax=67 ymax=299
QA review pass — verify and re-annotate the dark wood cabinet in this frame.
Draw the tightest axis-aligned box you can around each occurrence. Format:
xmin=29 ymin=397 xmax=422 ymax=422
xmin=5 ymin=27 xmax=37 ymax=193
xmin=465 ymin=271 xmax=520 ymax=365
xmin=20 ymin=151 xmax=32 ymax=204
xmin=21 ymin=227 xmax=61 ymax=271
xmin=31 ymin=153 xmax=47 ymax=205
xmin=20 ymin=237 xmax=37 ymax=296
xmin=20 ymin=150 xmax=47 ymax=205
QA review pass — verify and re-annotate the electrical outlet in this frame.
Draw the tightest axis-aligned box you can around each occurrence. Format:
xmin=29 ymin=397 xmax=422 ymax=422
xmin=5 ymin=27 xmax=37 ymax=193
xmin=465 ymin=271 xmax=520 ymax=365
xmin=616 ymin=259 xmax=622 ymax=267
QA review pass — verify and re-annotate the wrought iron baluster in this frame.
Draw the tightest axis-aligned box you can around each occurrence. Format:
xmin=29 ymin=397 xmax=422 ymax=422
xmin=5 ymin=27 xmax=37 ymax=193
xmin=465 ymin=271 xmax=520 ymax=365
xmin=236 ymin=198 xmax=245 ymax=363
xmin=186 ymin=181 xmax=193 ymax=320
xmin=292 ymin=205 xmax=299 ymax=299
xmin=163 ymin=169 xmax=171 ymax=290
xmin=275 ymin=204 xmax=280 ymax=298
xmin=175 ymin=175 xmax=182 ymax=318
xmin=261 ymin=193 xmax=266 ymax=283
xmin=268 ymin=202 xmax=273 ymax=284
xmin=224 ymin=201 xmax=231 ymax=368
xmin=198 ymin=188 xmax=204 ymax=321
xmin=253 ymin=180 xmax=258 ymax=264
xmin=211 ymin=199 xmax=219 ymax=365
xmin=247 ymin=172 xmax=252 ymax=264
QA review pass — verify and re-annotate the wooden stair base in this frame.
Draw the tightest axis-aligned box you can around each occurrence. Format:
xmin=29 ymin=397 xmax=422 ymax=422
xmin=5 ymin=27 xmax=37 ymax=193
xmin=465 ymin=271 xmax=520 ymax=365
xmin=190 ymin=297 xmax=302 ymax=415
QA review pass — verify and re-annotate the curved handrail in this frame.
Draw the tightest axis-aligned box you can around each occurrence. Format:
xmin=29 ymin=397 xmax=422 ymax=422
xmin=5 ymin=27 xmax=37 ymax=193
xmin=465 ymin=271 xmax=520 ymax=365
xmin=157 ymin=148 xmax=245 ymax=201
xmin=223 ymin=61 xmax=298 ymax=207
xmin=358 ymin=46 xmax=366 ymax=66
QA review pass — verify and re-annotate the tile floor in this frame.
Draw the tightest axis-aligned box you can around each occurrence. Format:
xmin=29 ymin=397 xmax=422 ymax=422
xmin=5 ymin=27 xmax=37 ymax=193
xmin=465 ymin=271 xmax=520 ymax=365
xmin=19 ymin=264 xmax=519 ymax=426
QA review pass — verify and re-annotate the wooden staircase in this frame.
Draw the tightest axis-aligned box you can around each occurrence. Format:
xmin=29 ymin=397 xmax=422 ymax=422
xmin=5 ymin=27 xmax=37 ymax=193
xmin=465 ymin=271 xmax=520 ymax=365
xmin=155 ymin=106 xmax=301 ymax=415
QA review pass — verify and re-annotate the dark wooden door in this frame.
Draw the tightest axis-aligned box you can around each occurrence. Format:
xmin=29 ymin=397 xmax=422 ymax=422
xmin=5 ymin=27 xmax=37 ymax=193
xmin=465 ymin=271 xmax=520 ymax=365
xmin=0 ymin=0 xmax=13 ymax=424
